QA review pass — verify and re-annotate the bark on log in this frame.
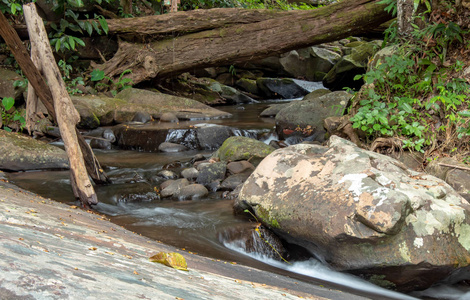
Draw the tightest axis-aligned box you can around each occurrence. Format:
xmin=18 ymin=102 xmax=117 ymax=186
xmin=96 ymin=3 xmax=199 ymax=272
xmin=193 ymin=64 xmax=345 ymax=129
xmin=95 ymin=0 xmax=392 ymax=85
xmin=24 ymin=3 xmax=98 ymax=207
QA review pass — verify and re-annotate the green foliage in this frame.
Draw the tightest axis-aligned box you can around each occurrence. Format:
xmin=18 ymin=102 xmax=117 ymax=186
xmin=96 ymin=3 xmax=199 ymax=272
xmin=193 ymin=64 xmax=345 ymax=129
xmin=349 ymin=14 xmax=470 ymax=153
xmin=91 ymin=69 xmax=133 ymax=96
xmin=1 ymin=97 xmax=25 ymax=132
xmin=0 ymin=0 xmax=25 ymax=15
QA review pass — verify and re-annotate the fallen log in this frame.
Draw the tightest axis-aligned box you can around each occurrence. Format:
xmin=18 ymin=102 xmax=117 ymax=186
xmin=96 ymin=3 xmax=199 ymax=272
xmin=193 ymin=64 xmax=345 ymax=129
xmin=94 ymin=0 xmax=392 ymax=85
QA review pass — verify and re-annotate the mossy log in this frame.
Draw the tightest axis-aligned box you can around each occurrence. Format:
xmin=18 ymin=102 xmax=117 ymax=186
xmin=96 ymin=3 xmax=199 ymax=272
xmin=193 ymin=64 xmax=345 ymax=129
xmin=94 ymin=0 xmax=392 ymax=85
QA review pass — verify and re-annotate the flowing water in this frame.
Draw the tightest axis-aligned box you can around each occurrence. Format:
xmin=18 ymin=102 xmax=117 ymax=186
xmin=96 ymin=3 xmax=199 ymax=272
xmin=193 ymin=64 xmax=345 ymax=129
xmin=6 ymin=94 xmax=466 ymax=300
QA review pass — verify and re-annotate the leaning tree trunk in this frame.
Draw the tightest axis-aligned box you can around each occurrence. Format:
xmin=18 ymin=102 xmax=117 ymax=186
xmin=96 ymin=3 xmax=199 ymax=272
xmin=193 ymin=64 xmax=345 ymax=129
xmin=95 ymin=0 xmax=392 ymax=85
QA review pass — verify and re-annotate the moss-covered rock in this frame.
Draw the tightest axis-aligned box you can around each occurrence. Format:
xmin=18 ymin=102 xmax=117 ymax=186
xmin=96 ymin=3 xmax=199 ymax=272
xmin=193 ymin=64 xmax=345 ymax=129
xmin=214 ymin=136 xmax=275 ymax=165
xmin=0 ymin=130 xmax=68 ymax=171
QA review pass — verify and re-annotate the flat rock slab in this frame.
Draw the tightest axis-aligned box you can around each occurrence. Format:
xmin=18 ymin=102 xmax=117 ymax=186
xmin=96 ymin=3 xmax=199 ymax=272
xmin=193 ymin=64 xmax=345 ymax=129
xmin=0 ymin=179 xmax=359 ymax=300
xmin=0 ymin=130 xmax=68 ymax=171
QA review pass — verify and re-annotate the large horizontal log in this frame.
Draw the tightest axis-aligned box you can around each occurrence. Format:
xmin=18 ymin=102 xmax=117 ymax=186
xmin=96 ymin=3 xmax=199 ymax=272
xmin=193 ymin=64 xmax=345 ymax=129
xmin=96 ymin=0 xmax=392 ymax=84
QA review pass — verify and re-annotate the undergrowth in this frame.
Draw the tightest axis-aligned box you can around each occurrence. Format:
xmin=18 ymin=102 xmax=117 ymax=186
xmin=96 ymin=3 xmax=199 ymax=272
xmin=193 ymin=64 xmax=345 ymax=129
xmin=349 ymin=1 xmax=470 ymax=160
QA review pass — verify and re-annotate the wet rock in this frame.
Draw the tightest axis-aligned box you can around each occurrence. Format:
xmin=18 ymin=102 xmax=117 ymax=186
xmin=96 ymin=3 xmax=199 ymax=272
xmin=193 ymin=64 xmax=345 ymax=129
xmin=103 ymin=129 xmax=116 ymax=143
xmin=90 ymin=138 xmax=112 ymax=150
xmin=160 ymin=178 xmax=189 ymax=198
xmin=213 ymin=136 xmax=275 ymax=166
xmin=113 ymin=124 xmax=169 ymax=152
xmin=227 ymin=161 xmax=255 ymax=175
xmin=219 ymin=223 xmax=286 ymax=261
xmin=190 ymin=153 xmax=206 ymax=164
xmin=160 ymin=179 xmax=175 ymax=189
xmin=220 ymin=173 xmax=251 ymax=191
xmin=256 ymin=78 xmax=311 ymax=99
xmin=275 ymin=91 xmax=352 ymax=141
xmin=223 ymin=183 xmax=243 ymax=200
xmin=90 ymin=128 xmax=116 ymax=150
xmin=176 ymin=184 xmax=209 ymax=200
xmin=259 ymin=103 xmax=291 ymax=118
xmin=196 ymin=162 xmax=227 ymax=187
xmin=181 ymin=167 xmax=199 ymax=181
xmin=158 ymin=142 xmax=188 ymax=153
xmin=196 ymin=124 xmax=234 ymax=150
xmin=0 ymin=130 xmax=68 ymax=171
xmin=133 ymin=111 xmax=152 ymax=123
xmin=157 ymin=169 xmax=179 ymax=180
xmin=160 ymin=112 xmax=179 ymax=123
xmin=163 ymin=161 xmax=183 ymax=169
xmin=235 ymin=78 xmax=261 ymax=96
xmin=237 ymin=136 xmax=470 ymax=292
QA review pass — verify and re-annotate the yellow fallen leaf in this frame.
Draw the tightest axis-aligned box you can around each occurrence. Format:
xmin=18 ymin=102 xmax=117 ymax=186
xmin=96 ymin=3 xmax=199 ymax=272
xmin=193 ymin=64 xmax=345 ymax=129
xmin=89 ymin=247 xmax=97 ymax=251
xmin=149 ymin=252 xmax=188 ymax=271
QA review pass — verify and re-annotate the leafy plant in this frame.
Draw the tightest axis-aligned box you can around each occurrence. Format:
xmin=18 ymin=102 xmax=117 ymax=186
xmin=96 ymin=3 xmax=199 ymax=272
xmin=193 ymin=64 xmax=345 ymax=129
xmin=1 ymin=97 xmax=26 ymax=132
xmin=91 ymin=69 xmax=133 ymax=96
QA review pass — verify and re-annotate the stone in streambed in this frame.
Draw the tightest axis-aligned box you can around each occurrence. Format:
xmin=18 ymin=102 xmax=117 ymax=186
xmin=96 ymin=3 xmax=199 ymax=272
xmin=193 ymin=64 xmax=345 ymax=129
xmin=160 ymin=178 xmax=189 ymax=198
xmin=176 ymin=184 xmax=209 ymax=200
xmin=181 ymin=167 xmax=199 ymax=181
xmin=158 ymin=142 xmax=188 ymax=153
xmin=196 ymin=162 xmax=227 ymax=187
xmin=213 ymin=136 xmax=275 ymax=166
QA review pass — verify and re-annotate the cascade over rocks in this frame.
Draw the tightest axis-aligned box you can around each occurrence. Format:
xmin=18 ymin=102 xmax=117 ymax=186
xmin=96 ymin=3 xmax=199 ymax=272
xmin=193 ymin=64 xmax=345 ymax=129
xmin=236 ymin=136 xmax=470 ymax=291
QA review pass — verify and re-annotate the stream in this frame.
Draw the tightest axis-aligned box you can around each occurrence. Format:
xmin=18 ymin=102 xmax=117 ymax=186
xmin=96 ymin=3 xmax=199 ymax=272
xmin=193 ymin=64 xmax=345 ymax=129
xmin=5 ymin=98 xmax=467 ymax=300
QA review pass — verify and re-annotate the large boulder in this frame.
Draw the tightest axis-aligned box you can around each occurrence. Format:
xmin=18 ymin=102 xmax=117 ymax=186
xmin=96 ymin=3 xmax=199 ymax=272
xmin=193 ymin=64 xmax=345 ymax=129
xmin=237 ymin=136 xmax=470 ymax=292
xmin=275 ymin=91 xmax=352 ymax=141
xmin=213 ymin=136 xmax=275 ymax=165
xmin=0 ymin=130 xmax=68 ymax=171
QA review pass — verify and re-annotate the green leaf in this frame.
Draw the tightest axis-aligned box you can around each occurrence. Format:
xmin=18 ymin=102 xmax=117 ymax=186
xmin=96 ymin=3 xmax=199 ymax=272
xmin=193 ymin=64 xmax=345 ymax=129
xmin=458 ymin=111 xmax=470 ymax=118
xmin=74 ymin=37 xmax=85 ymax=47
xmin=98 ymin=16 xmax=109 ymax=34
xmin=91 ymin=69 xmax=105 ymax=81
xmin=401 ymin=102 xmax=413 ymax=114
xmin=68 ymin=36 xmax=75 ymax=50
xmin=2 ymin=97 xmax=14 ymax=110
xmin=84 ymin=22 xmax=93 ymax=36
xmin=55 ymin=39 xmax=61 ymax=52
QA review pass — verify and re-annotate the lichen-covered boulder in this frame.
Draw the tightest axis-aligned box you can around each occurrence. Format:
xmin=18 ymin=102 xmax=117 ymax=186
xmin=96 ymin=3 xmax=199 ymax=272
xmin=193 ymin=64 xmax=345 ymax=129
xmin=213 ymin=136 xmax=275 ymax=165
xmin=0 ymin=130 xmax=68 ymax=171
xmin=236 ymin=136 xmax=470 ymax=292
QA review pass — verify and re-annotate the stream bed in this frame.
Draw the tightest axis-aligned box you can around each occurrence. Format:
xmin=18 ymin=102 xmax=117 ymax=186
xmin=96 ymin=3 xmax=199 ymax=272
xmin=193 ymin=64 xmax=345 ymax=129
xmin=6 ymin=101 xmax=466 ymax=300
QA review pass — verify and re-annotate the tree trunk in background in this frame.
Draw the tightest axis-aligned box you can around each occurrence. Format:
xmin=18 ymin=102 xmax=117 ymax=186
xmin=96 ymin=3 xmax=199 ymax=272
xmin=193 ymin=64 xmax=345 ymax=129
xmin=94 ymin=0 xmax=392 ymax=85
xmin=397 ymin=0 xmax=415 ymax=36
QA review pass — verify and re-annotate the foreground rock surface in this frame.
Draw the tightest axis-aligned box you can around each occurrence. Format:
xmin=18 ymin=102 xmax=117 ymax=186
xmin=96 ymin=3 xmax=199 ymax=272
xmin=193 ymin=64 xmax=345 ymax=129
xmin=237 ymin=136 xmax=470 ymax=292
xmin=0 ymin=179 xmax=354 ymax=300
xmin=0 ymin=130 xmax=68 ymax=171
